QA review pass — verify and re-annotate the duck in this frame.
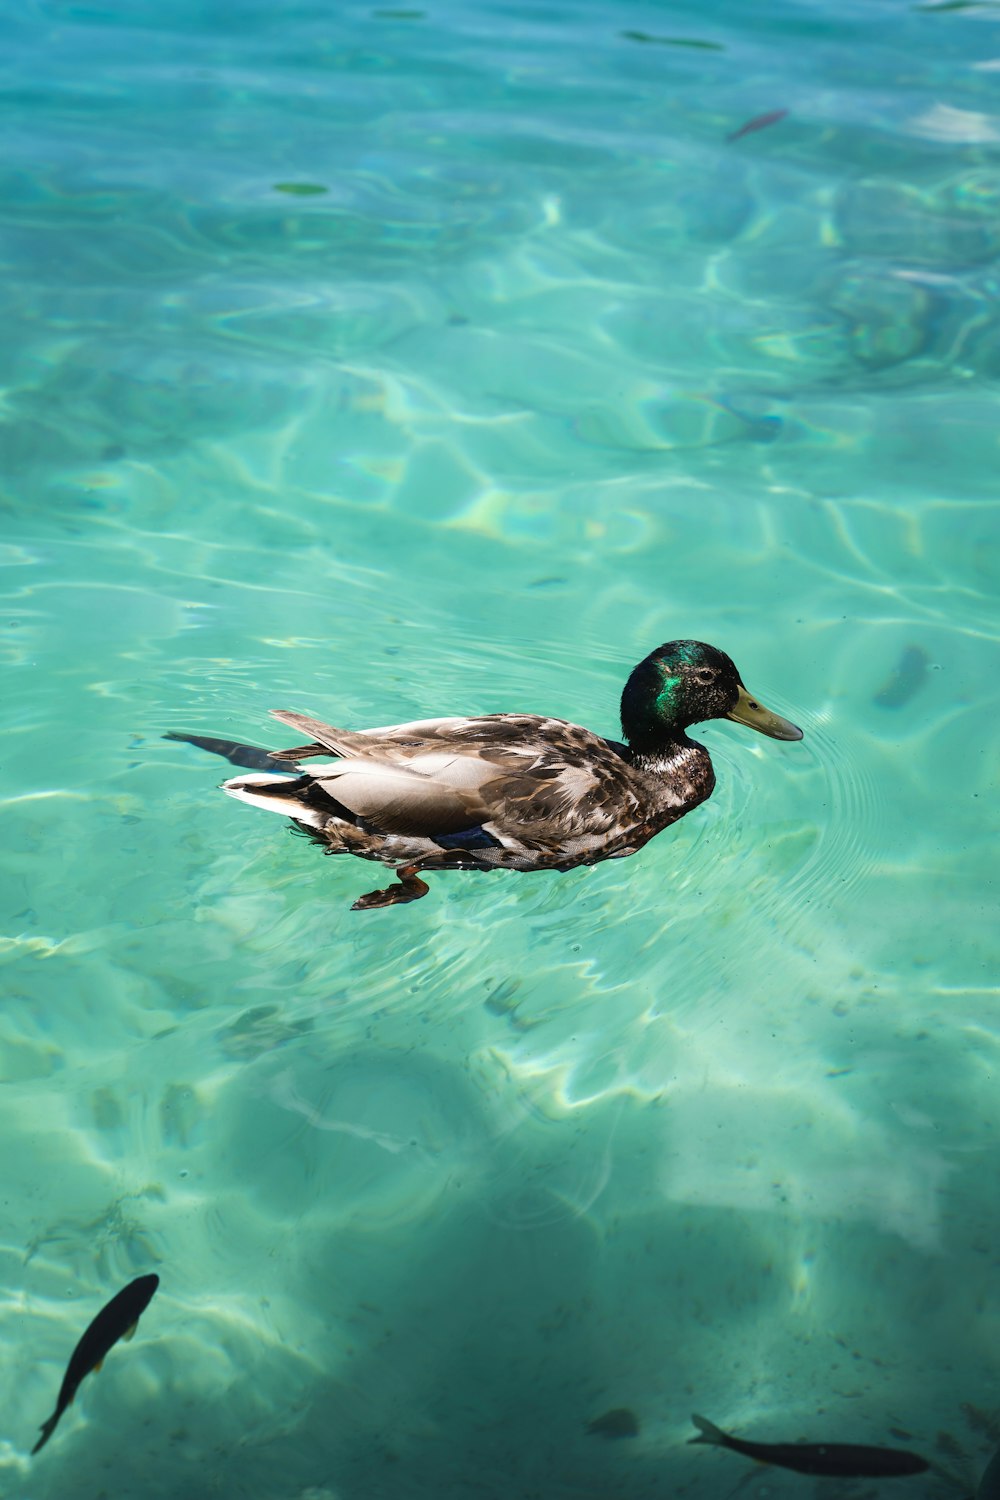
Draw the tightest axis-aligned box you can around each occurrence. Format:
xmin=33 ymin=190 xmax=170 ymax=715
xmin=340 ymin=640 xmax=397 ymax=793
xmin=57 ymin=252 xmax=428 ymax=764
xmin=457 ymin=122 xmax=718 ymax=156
xmin=166 ymin=640 xmax=803 ymax=910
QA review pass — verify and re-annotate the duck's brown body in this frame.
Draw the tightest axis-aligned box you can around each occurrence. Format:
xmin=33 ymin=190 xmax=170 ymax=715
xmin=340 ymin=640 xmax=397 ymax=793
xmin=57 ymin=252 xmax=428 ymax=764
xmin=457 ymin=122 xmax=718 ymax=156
xmin=171 ymin=640 xmax=802 ymax=909
xmin=224 ymin=710 xmax=717 ymax=883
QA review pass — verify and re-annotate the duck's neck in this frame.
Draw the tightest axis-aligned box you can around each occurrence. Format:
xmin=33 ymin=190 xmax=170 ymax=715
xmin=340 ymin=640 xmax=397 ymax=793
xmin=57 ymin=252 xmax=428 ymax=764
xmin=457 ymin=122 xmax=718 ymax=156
xmin=626 ymin=730 xmax=699 ymax=777
xmin=623 ymin=732 xmax=716 ymax=812
xmin=620 ymin=660 xmax=700 ymax=772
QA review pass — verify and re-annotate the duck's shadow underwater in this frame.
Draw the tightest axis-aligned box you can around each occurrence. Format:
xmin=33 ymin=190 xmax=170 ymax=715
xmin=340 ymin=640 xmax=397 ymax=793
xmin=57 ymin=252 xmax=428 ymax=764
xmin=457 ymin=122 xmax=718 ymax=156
xmin=167 ymin=639 xmax=803 ymax=910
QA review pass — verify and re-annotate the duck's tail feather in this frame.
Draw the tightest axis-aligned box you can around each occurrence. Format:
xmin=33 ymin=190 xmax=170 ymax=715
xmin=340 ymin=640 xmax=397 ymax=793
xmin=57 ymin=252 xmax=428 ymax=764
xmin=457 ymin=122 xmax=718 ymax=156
xmin=222 ymin=773 xmax=341 ymax=830
xmin=164 ymin=732 xmax=293 ymax=774
xmin=269 ymin=710 xmax=365 ymax=758
xmin=266 ymin=742 xmax=333 ymax=762
xmin=689 ymin=1414 xmax=726 ymax=1447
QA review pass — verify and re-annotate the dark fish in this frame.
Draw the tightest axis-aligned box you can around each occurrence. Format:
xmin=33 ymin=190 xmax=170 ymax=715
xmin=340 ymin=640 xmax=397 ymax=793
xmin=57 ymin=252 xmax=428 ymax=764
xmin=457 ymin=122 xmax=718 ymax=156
xmin=586 ymin=1407 xmax=640 ymax=1438
xmin=620 ymin=29 xmax=724 ymax=49
xmin=727 ymin=108 xmax=789 ymax=143
xmin=33 ymin=1274 xmax=159 ymax=1455
xmin=689 ymin=1413 xmax=929 ymax=1477
xmin=873 ymin=645 xmax=929 ymax=709
xmin=164 ymin=730 xmax=292 ymax=774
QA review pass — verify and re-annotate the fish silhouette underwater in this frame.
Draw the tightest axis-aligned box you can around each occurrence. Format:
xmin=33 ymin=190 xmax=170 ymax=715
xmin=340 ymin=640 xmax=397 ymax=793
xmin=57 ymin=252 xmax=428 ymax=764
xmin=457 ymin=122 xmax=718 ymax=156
xmin=689 ymin=1412 xmax=930 ymax=1478
xmin=32 ymin=1274 xmax=159 ymax=1454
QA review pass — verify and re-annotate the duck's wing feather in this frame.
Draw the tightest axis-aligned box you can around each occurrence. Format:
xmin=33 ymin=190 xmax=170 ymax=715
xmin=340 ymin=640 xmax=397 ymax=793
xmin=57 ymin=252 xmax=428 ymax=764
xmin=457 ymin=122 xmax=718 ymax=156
xmin=268 ymin=710 xmax=475 ymax=761
xmin=309 ymin=758 xmax=490 ymax=836
xmin=267 ymin=710 xmax=647 ymax=845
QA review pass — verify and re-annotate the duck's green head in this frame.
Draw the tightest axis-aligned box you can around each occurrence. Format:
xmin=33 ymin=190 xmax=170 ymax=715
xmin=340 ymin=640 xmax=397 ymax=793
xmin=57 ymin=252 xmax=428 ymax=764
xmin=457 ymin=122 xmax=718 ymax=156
xmin=620 ymin=640 xmax=803 ymax=749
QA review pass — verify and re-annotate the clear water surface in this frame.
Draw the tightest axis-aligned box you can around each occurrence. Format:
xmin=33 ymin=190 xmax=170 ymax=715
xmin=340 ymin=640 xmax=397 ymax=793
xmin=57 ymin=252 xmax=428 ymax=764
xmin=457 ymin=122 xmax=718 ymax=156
xmin=1 ymin=0 xmax=997 ymax=1495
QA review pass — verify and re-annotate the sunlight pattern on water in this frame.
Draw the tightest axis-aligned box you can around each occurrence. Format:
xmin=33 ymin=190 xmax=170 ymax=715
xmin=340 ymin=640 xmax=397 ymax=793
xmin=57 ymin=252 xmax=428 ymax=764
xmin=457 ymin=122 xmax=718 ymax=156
xmin=1 ymin=0 xmax=998 ymax=1496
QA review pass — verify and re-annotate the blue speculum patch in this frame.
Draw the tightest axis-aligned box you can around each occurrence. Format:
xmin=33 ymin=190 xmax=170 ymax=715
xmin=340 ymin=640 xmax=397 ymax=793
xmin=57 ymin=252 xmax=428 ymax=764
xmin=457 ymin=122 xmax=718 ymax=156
xmin=433 ymin=826 xmax=501 ymax=849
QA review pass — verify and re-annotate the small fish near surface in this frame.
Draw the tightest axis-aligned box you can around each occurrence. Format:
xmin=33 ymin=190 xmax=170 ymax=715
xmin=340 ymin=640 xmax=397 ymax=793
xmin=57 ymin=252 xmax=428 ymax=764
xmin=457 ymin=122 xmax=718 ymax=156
xmin=33 ymin=1274 xmax=159 ymax=1455
xmin=272 ymin=181 xmax=328 ymax=195
xmin=872 ymin=645 xmax=930 ymax=709
xmin=727 ymin=108 xmax=789 ymax=143
xmin=620 ymin=29 xmax=724 ymax=49
xmin=689 ymin=1413 xmax=930 ymax=1477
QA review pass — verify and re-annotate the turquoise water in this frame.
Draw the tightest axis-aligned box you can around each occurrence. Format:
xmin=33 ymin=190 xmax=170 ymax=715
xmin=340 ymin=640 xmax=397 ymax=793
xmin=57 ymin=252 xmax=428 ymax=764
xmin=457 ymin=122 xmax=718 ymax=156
xmin=1 ymin=0 xmax=998 ymax=1494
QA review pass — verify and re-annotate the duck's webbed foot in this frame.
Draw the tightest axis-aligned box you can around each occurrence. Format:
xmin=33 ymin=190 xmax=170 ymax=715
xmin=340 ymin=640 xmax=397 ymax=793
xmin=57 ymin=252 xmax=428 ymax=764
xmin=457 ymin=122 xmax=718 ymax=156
xmin=351 ymin=865 xmax=430 ymax=911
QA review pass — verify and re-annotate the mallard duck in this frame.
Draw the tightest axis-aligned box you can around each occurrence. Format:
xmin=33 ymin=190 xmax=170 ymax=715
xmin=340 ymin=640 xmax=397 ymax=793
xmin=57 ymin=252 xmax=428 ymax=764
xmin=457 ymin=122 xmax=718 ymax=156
xmin=167 ymin=641 xmax=802 ymax=910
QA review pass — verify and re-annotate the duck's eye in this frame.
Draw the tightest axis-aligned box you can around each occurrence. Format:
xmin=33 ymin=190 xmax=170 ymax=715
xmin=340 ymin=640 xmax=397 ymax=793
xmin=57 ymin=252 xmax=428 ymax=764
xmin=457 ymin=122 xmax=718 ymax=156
xmin=693 ymin=670 xmax=714 ymax=685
